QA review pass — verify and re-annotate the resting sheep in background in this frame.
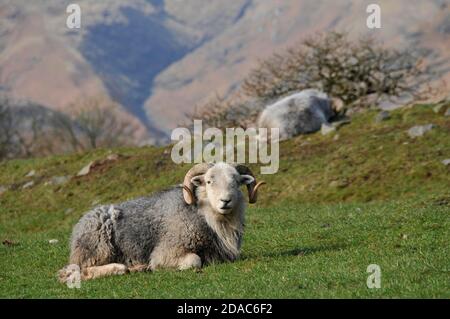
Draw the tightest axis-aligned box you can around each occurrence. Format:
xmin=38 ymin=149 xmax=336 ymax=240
xmin=58 ymin=163 xmax=265 ymax=282
xmin=257 ymin=89 xmax=335 ymax=140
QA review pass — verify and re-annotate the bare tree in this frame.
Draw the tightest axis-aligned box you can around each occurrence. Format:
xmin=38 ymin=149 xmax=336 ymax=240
xmin=0 ymin=95 xmax=144 ymax=160
xmin=0 ymin=99 xmax=14 ymax=159
xmin=188 ymin=32 xmax=434 ymax=129
xmin=11 ymin=102 xmax=58 ymax=157
xmin=0 ymin=97 xmax=47 ymax=159
xmin=70 ymin=96 xmax=141 ymax=150
xmin=50 ymin=111 xmax=85 ymax=153
xmin=242 ymin=32 xmax=432 ymax=114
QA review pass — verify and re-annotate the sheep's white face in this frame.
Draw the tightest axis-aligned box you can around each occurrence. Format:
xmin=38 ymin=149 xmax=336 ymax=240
xmin=191 ymin=163 xmax=254 ymax=215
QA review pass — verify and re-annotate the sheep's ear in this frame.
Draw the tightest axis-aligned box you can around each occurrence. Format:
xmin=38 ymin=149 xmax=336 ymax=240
xmin=239 ymin=174 xmax=254 ymax=185
xmin=191 ymin=175 xmax=205 ymax=187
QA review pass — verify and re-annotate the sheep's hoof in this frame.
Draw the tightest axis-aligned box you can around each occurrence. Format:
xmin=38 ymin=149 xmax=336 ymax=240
xmin=178 ymin=253 xmax=202 ymax=270
xmin=82 ymin=263 xmax=128 ymax=280
xmin=128 ymin=264 xmax=149 ymax=273
xmin=58 ymin=264 xmax=81 ymax=287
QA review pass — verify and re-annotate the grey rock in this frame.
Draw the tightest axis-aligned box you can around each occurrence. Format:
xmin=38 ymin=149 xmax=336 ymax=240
xmin=442 ymin=159 xmax=450 ymax=166
xmin=106 ymin=153 xmax=120 ymax=162
xmin=77 ymin=162 xmax=94 ymax=177
xmin=433 ymin=103 xmax=445 ymax=113
xmin=0 ymin=185 xmax=7 ymax=196
xmin=49 ymin=239 xmax=59 ymax=244
xmin=65 ymin=208 xmax=75 ymax=215
xmin=375 ymin=110 xmax=390 ymax=123
xmin=25 ymin=170 xmax=36 ymax=177
xmin=329 ymin=180 xmax=349 ymax=188
xmin=329 ymin=181 xmax=339 ymax=188
xmin=22 ymin=181 xmax=35 ymax=189
xmin=407 ymin=124 xmax=436 ymax=138
xmin=445 ymin=108 xmax=450 ymax=117
xmin=299 ymin=141 xmax=310 ymax=147
xmin=48 ymin=176 xmax=70 ymax=186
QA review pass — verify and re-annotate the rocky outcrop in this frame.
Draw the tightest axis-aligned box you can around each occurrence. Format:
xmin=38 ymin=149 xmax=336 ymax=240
xmin=407 ymin=124 xmax=436 ymax=138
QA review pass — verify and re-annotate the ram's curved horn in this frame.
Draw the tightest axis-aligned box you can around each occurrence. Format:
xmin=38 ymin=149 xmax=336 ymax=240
xmin=182 ymin=163 xmax=213 ymax=205
xmin=233 ymin=164 xmax=266 ymax=204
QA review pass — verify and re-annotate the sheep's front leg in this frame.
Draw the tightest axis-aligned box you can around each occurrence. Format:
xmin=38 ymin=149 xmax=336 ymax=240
xmin=82 ymin=263 xmax=128 ymax=280
xmin=178 ymin=253 xmax=202 ymax=270
xmin=149 ymin=246 xmax=201 ymax=270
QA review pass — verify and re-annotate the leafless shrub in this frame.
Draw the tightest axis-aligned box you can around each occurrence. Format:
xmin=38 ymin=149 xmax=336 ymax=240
xmin=242 ymin=32 xmax=432 ymax=114
xmin=69 ymin=96 xmax=141 ymax=150
xmin=0 ymin=95 xmax=143 ymax=159
xmin=8 ymin=101 xmax=68 ymax=157
xmin=49 ymin=112 xmax=85 ymax=153
xmin=0 ymin=99 xmax=15 ymax=159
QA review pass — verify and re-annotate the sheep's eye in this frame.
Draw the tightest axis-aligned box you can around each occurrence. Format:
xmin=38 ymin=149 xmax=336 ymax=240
xmin=207 ymin=180 xmax=211 ymax=184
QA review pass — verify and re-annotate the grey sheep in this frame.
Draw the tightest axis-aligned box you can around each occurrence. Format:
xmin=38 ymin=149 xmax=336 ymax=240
xmin=258 ymin=89 xmax=335 ymax=140
xmin=58 ymin=162 xmax=265 ymax=282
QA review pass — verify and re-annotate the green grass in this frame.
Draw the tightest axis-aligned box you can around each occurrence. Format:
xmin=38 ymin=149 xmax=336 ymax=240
xmin=0 ymin=104 xmax=449 ymax=298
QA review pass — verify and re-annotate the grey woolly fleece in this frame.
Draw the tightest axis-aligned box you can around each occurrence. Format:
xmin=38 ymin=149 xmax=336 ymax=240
xmin=69 ymin=186 xmax=244 ymax=270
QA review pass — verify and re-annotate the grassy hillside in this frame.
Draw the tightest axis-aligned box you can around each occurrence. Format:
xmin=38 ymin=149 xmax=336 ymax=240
xmin=0 ymin=104 xmax=449 ymax=298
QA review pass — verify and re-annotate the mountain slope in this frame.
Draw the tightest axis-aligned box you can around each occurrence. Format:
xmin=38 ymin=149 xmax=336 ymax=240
xmin=144 ymin=0 xmax=450 ymax=132
xmin=0 ymin=0 xmax=449 ymax=142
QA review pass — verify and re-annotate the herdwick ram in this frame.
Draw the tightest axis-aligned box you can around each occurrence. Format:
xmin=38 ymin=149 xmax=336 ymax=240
xmin=58 ymin=162 xmax=265 ymax=283
xmin=258 ymin=89 xmax=335 ymax=140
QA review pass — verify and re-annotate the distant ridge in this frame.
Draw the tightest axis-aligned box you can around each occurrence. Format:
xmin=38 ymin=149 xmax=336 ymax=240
xmin=0 ymin=0 xmax=448 ymax=143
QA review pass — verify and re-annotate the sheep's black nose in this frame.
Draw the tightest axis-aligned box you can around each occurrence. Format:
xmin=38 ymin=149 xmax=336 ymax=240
xmin=220 ymin=199 xmax=231 ymax=204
